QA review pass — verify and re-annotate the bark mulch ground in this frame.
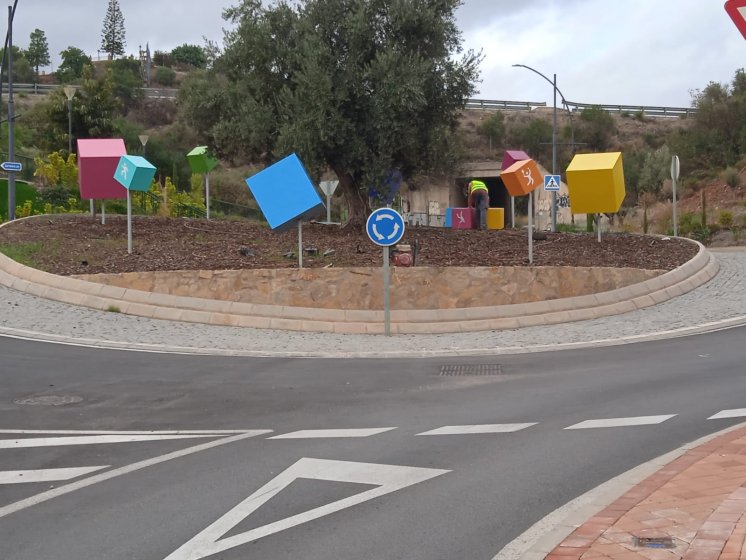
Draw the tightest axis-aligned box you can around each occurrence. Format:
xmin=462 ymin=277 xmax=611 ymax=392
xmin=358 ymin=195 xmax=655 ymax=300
xmin=0 ymin=214 xmax=699 ymax=276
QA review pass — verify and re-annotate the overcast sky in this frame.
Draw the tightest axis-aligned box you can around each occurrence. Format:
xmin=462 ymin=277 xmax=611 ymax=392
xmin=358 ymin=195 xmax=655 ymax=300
xmin=9 ymin=0 xmax=745 ymax=108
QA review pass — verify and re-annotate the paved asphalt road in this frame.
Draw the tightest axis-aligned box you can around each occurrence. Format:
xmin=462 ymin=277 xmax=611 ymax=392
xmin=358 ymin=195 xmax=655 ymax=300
xmin=0 ymin=326 xmax=744 ymax=560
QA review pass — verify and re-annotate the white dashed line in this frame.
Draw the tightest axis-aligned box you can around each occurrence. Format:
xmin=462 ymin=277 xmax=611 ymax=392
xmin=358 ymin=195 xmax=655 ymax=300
xmin=268 ymin=428 xmax=396 ymax=439
xmin=417 ymin=423 xmax=537 ymax=436
xmin=0 ymin=434 xmax=222 ymax=449
xmin=564 ymin=415 xmax=677 ymax=430
xmin=708 ymin=409 xmax=746 ymax=420
xmin=0 ymin=466 xmax=108 ymax=484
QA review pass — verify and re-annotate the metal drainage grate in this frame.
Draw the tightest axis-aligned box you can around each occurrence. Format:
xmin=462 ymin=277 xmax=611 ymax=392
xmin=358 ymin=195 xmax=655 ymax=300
xmin=13 ymin=395 xmax=83 ymax=406
xmin=439 ymin=364 xmax=503 ymax=376
xmin=633 ymin=536 xmax=675 ymax=549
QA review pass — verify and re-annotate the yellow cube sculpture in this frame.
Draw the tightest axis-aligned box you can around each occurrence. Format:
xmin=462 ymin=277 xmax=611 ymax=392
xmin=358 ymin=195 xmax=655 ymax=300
xmin=487 ymin=208 xmax=504 ymax=230
xmin=565 ymin=152 xmax=626 ymax=214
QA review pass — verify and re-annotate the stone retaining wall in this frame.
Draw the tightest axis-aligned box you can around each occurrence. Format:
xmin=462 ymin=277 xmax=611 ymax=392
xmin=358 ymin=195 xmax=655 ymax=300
xmin=73 ymin=266 xmax=664 ymax=310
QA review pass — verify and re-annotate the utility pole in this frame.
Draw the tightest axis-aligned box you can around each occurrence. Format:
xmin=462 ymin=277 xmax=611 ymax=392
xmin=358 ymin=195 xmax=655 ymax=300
xmin=7 ymin=5 xmax=16 ymax=221
xmin=551 ymin=73 xmax=557 ymax=232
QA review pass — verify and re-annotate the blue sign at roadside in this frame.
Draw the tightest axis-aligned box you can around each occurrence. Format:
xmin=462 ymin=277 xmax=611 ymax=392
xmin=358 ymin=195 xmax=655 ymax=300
xmin=544 ymin=174 xmax=561 ymax=191
xmin=366 ymin=208 xmax=405 ymax=247
xmin=1 ymin=161 xmax=22 ymax=172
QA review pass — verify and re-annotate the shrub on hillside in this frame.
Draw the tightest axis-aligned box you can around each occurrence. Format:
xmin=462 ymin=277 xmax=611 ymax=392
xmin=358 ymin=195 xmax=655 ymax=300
xmin=154 ymin=66 xmax=176 ymax=87
xmin=478 ymin=112 xmax=505 ymax=148
xmin=718 ymin=210 xmax=734 ymax=229
xmin=722 ymin=167 xmax=741 ymax=189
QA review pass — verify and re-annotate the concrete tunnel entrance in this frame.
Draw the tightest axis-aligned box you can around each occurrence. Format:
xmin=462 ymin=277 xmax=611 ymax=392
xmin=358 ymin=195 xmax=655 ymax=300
xmin=455 ymin=175 xmax=512 ymax=226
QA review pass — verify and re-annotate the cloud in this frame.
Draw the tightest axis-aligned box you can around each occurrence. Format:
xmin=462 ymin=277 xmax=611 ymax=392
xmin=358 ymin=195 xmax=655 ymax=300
xmin=7 ymin=0 xmax=744 ymax=109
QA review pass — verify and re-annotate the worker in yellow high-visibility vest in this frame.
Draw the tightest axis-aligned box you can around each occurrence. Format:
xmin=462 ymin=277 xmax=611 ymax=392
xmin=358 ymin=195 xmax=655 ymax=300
xmin=467 ymin=179 xmax=489 ymax=230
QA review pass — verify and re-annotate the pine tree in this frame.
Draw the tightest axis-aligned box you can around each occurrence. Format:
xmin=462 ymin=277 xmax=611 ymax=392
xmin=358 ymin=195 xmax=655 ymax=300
xmin=101 ymin=0 xmax=126 ymax=59
xmin=26 ymin=28 xmax=50 ymax=78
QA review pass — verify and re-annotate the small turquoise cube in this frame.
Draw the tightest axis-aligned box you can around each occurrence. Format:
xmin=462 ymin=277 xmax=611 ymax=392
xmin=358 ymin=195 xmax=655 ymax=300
xmin=444 ymin=208 xmax=453 ymax=228
xmin=113 ymin=155 xmax=157 ymax=192
xmin=187 ymin=146 xmax=218 ymax=174
xmin=246 ymin=153 xmax=325 ymax=231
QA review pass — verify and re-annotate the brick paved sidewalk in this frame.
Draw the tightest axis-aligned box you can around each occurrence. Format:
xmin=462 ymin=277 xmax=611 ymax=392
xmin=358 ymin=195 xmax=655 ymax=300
xmin=546 ymin=425 xmax=746 ymax=560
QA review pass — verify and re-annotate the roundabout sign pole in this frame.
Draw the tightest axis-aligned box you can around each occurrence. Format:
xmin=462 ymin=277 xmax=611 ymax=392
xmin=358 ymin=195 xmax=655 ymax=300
xmin=366 ymin=208 xmax=405 ymax=336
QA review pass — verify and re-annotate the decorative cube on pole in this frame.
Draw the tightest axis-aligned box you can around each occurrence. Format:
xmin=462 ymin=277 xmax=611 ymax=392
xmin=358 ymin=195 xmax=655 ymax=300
xmin=186 ymin=146 xmax=218 ymax=174
xmin=501 ymin=149 xmax=530 ymax=171
xmin=565 ymin=152 xmax=625 ymax=214
xmin=566 ymin=152 xmax=626 ymax=242
xmin=501 ymin=158 xmax=543 ymax=263
xmin=501 ymin=158 xmax=542 ymax=197
xmin=78 ymin=138 xmax=128 ymax=200
xmin=501 ymin=150 xmax=530 ymax=228
xmin=187 ymin=146 xmax=219 ymax=220
xmin=246 ymin=153 xmax=325 ymax=269
xmin=113 ymin=155 xmax=157 ymax=254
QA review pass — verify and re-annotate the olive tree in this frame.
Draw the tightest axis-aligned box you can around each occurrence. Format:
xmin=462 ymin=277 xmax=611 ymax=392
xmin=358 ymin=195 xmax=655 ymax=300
xmin=180 ymin=0 xmax=481 ymax=226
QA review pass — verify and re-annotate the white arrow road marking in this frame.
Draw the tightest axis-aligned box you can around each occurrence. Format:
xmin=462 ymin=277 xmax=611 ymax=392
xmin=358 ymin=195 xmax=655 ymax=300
xmin=417 ymin=423 xmax=537 ymax=436
xmin=376 ymin=213 xmax=395 ymax=221
xmin=0 ymin=434 xmax=222 ymax=449
xmin=163 ymin=458 xmax=449 ymax=560
xmin=709 ymin=409 xmax=746 ymax=420
xmin=268 ymin=427 xmax=396 ymax=439
xmin=564 ymin=415 xmax=676 ymax=430
xmin=0 ymin=431 xmax=271 ymax=519
xmin=387 ymin=223 xmax=400 ymax=240
xmin=0 ymin=466 xmax=108 ymax=485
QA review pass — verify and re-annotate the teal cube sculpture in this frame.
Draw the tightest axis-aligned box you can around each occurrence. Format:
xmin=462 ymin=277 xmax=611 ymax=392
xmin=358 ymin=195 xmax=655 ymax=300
xmin=187 ymin=146 xmax=219 ymax=174
xmin=113 ymin=155 xmax=157 ymax=192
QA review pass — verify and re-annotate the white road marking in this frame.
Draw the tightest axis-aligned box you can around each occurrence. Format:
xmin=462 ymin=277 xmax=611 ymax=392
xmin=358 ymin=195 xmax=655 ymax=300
xmin=0 ymin=466 xmax=107 ymax=484
xmin=0 ymin=430 xmax=271 ymax=519
xmin=417 ymin=423 xmax=537 ymax=436
xmin=268 ymin=428 xmax=396 ymax=439
xmin=163 ymin=457 xmax=449 ymax=560
xmin=0 ymin=434 xmax=223 ymax=449
xmin=564 ymin=415 xmax=676 ymax=430
xmin=708 ymin=409 xmax=746 ymax=420
xmin=0 ymin=429 xmax=254 ymax=435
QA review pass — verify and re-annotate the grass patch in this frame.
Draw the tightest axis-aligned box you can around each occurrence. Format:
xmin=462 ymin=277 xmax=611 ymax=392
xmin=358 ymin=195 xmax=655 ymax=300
xmin=105 ymin=305 xmax=121 ymax=313
xmin=0 ymin=241 xmax=43 ymax=267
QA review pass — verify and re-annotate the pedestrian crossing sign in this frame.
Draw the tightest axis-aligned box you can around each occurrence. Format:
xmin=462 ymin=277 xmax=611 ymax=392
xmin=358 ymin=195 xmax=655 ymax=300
xmin=544 ymin=174 xmax=561 ymax=192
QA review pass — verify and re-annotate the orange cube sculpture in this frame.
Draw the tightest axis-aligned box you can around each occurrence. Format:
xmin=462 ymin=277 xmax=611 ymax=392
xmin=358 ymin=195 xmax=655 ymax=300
xmin=501 ymin=158 xmax=542 ymax=197
xmin=565 ymin=152 xmax=626 ymax=214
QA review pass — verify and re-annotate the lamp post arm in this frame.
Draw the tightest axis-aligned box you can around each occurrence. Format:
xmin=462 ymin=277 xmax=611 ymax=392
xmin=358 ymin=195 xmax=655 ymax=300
xmin=512 ymin=63 xmax=553 ymax=88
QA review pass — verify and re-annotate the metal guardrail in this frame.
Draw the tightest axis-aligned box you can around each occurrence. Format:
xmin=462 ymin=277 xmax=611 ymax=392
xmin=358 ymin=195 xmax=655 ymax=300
xmin=465 ymin=99 xmax=547 ymax=111
xmin=2 ymin=84 xmax=697 ymax=117
xmin=564 ymin=100 xmax=697 ymax=118
xmin=1 ymin=83 xmax=178 ymax=99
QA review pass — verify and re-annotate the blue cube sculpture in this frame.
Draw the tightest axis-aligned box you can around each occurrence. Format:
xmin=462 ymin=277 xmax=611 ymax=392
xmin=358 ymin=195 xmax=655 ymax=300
xmin=113 ymin=155 xmax=157 ymax=192
xmin=246 ymin=153 xmax=325 ymax=230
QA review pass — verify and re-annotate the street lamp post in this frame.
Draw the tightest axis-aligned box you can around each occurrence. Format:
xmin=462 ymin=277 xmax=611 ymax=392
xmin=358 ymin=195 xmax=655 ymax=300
xmin=63 ymin=85 xmax=91 ymax=216
xmin=512 ymin=64 xmax=573 ymax=232
xmin=63 ymin=86 xmax=75 ymax=155
xmin=138 ymin=134 xmax=149 ymax=155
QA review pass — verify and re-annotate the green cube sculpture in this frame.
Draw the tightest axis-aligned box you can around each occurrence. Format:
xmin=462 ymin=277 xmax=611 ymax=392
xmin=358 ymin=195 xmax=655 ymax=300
xmin=187 ymin=146 xmax=218 ymax=174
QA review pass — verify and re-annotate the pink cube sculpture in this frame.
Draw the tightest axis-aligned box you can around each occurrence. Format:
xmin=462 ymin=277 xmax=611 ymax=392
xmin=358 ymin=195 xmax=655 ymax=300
xmin=451 ymin=207 xmax=475 ymax=229
xmin=501 ymin=150 xmax=530 ymax=171
xmin=78 ymin=139 xmax=128 ymax=200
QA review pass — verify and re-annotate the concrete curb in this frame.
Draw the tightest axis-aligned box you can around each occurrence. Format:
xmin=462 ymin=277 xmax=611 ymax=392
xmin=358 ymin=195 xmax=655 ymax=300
xmin=0 ymin=218 xmax=718 ymax=334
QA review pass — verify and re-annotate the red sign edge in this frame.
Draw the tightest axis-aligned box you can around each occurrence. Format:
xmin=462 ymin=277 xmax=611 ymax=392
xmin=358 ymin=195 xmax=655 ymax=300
xmin=725 ymin=0 xmax=746 ymax=40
